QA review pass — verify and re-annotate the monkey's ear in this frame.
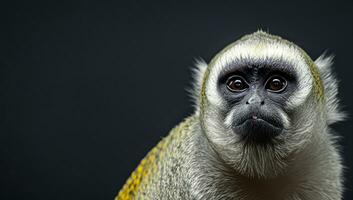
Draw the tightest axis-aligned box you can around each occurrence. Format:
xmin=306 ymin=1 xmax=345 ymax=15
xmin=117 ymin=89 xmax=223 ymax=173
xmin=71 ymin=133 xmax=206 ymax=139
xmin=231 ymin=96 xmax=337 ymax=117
xmin=188 ymin=58 xmax=208 ymax=113
xmin=315 ymin=53 xmax=346 ymax=124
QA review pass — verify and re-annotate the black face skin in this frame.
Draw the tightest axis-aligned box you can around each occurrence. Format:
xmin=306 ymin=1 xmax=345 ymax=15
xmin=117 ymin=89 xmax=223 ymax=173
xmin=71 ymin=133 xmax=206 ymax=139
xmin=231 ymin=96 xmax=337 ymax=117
xmin=218 ymin=59 xmax=298 ymax=144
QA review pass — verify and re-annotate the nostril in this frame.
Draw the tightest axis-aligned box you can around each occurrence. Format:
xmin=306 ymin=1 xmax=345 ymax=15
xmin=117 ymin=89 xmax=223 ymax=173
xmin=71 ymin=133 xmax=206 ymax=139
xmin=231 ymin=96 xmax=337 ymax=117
xmin=246 ymin=101 xmax=249 ymax=104
xmin=261 ymin=100 xmax=265 ymax=105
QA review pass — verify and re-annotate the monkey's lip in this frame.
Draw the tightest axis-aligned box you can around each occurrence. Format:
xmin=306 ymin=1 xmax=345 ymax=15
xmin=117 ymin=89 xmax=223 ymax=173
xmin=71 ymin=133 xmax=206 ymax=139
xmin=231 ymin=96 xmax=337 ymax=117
xmin=236 ymin=116 xmax=283 ymax=129
xmin=233 ymin=116 xmax=283 ymax=143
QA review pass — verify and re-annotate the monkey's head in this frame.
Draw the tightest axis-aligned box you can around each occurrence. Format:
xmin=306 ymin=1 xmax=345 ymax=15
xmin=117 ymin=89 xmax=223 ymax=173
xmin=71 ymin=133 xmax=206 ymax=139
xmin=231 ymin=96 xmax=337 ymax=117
xmin=193 ymin=31 xmax=344 ymax=178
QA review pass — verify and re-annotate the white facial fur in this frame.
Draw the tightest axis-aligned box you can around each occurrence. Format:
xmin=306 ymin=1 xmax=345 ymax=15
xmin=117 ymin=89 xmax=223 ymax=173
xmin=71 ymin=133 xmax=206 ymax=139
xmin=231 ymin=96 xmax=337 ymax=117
xmin=206 ymin=39 xmax=313 ymax=111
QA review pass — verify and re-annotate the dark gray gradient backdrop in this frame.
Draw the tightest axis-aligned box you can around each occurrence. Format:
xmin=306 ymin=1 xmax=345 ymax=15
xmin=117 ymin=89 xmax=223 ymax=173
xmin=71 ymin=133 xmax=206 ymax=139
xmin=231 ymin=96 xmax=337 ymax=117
xmin=1 ymin=1 xmax=352 ymax=199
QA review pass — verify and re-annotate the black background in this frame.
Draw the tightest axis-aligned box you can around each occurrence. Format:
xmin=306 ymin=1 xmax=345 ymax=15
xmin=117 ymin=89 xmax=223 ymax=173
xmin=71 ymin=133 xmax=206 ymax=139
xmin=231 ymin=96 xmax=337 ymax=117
xmin=2 ymin=1 xmax=352 ymax=199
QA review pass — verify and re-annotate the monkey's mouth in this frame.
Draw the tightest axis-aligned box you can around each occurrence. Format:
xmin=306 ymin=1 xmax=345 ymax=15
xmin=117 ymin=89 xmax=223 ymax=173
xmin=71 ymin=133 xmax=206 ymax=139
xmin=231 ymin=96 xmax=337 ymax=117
xmin=238 ymin=115 xmax=282 ymax=129
xmin=232 ymin=115 xmax=283 ymax=144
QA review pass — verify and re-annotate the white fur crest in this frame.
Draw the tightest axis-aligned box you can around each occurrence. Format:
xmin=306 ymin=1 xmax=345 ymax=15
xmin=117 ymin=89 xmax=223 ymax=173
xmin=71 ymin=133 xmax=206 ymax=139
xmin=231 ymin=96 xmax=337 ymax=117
xmin=189 ymin=58 xmax=208 ymax=113
xmin=315 ymin=54 xmax=346 ymax=124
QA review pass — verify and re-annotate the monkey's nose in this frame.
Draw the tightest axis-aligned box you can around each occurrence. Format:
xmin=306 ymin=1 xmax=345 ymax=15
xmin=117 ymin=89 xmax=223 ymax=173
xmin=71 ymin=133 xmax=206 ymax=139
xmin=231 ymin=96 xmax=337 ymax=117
xmin=246 ymin=94 xmax=265 ymax=105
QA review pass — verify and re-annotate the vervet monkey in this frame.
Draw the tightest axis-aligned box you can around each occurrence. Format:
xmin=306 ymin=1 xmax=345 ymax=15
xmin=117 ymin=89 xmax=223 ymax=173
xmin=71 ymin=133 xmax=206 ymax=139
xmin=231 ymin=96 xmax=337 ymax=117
xmin=116 ymin=31 xmax=344 ymax=200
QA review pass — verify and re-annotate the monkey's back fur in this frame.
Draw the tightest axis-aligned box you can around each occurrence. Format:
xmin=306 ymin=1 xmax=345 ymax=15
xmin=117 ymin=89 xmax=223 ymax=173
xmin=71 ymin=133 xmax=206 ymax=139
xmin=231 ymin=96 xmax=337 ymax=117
xmin=116 ymin=116 xmax=197 ymax=199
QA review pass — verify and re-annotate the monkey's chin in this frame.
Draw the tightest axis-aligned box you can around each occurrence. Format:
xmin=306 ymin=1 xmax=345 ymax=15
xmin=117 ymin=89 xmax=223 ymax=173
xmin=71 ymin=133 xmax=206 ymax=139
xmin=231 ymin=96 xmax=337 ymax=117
xmin=233 ymin=118 xmax=283 ymax=144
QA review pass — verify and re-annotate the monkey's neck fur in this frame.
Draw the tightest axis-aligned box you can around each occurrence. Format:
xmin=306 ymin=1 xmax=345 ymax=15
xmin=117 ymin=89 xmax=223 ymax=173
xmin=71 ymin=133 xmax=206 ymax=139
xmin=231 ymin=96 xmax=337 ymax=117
xmin=188 ymin=116 xmax=341 ymax=200
xmin=117 ymin=115 xmax=341 ymax=200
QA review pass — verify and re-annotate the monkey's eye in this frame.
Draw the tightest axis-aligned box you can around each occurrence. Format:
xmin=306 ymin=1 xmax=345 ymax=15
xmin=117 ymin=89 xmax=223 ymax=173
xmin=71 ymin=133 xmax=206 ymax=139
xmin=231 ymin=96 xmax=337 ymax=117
xmin=226 ymin=75 xmax=248 ymax=92
xmin=265 ymin=76 xmax=287 ymax=93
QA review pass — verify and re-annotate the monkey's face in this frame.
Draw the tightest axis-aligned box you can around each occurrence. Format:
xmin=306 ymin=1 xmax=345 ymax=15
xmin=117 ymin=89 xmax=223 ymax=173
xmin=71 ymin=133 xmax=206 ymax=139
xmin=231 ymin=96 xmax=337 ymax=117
xmin=199 ymin=32 xmax=322 ymax=178
xmin=218 ymin=61 xmax=295 ymax=144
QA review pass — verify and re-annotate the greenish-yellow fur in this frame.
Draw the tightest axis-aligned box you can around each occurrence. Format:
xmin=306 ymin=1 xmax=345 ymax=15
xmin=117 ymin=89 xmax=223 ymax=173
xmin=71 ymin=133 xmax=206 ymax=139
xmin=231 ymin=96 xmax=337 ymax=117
xmin=115 ymin=116 xmax=196 ymax=200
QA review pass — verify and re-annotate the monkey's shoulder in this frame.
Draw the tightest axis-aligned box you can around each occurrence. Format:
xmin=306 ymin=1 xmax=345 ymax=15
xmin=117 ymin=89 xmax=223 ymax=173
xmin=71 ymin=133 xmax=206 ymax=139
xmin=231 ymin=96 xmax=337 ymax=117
xmin=116 ymin=115 xmax=197 ymax=200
